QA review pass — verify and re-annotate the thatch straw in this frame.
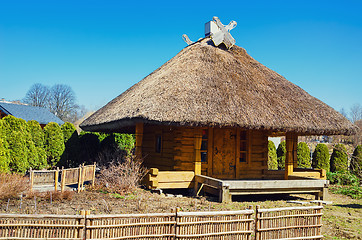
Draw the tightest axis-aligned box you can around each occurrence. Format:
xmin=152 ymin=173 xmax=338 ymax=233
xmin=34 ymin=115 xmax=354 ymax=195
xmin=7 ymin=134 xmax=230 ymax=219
xmin=81 ymin=38 xmax=357 ymax=135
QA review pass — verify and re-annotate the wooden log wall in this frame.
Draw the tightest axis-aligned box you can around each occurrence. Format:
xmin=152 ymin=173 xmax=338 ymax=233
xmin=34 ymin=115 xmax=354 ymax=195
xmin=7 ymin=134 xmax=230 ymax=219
xmin=142 ymin=125 xmax=176 ymax=170
xmin=142 ymin=125 xmax=270 ymax=180
xmin=238 ymin=130 xmax=268 ymax=179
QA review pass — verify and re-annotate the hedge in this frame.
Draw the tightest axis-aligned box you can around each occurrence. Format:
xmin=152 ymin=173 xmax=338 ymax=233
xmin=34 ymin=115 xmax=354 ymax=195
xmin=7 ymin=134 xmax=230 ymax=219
xmin=44 ymin=122 xmax=65 ymax=167
xmin=0 ymin=120 xmax=10 ymax=172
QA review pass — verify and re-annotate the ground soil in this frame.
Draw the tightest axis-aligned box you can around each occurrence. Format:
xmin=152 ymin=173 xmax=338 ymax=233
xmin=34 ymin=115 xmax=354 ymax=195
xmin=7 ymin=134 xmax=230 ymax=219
xmin=0 ymin=188 xmax=360 ymax=239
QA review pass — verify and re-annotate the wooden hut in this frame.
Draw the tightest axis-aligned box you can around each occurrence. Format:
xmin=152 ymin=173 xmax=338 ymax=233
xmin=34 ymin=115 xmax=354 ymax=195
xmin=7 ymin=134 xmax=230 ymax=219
xmin=81 ymin=20 xmax=357 ymax=202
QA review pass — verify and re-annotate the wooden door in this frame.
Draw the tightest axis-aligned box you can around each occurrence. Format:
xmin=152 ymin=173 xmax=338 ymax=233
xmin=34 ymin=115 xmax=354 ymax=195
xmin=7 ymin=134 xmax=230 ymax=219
xmin=212 ymin=128 xmax=236 ymax=179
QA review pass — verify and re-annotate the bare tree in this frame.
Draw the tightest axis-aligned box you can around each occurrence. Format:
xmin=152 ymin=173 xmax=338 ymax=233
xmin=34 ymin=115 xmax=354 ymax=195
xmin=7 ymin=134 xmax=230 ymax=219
xmin=23 ymin=83 xmax=50 ymax=107
xmin=350 ymin=103 xmax=362 ymax=123
xmin=49 ymin=84 xmax=79 ymax=121
xmin=339 ymin=107 xmax=348 ymax=119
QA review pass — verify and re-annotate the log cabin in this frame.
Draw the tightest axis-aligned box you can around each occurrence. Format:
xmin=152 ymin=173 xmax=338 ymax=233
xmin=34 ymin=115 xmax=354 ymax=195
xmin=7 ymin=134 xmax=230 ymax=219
xmin=80 ymin=18 xmax=357 ymax=202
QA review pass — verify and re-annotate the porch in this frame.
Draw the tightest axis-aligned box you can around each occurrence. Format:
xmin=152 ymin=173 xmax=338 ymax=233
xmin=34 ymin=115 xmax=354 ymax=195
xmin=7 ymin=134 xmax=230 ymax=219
xmin=143 ymin=169 xmax=329 ymax=203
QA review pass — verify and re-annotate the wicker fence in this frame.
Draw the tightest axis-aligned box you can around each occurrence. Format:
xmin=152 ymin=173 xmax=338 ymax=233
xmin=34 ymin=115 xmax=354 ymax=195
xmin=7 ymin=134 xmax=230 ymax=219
xmin=30 ymin=163 xmax=96 ymax=193
xmin=0 ymin=206 xmax=323 ymax=240
xmin=255 ymin=205 xmax=323 ymax=240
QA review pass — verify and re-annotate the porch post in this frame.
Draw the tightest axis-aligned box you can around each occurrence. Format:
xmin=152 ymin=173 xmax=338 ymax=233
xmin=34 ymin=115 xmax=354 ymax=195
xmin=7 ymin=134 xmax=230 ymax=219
xmin=194 ymin=128 xmax=202 ymax=176
xmin=194 ymin=128 xmax=202 ymax=191
xmin=135 ymin=123 xmax=144 ymax=159
xmin=293 ymin=134 xmax=298 ymax=168
xmin=285 ymin=132 xmax=295 ymax=180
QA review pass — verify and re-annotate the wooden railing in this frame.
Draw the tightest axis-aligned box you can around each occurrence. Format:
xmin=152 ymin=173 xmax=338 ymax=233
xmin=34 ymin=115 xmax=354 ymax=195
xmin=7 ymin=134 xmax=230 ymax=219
xmin=30 ymin=163 xmax=96 ymax=193
xmin=0 ymin=206 xmax=324 ymax=239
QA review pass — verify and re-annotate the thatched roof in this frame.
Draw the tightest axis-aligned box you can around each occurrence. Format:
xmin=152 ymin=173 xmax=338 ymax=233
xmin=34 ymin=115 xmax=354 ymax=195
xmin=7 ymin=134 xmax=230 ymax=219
xmin=81 ymin=38 xmax=357 ymax=135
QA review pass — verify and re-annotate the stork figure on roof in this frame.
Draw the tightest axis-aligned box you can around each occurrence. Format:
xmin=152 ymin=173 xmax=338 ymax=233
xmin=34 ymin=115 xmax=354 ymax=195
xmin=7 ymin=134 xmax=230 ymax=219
xmin=183 ymin=16 xmax=237 ymax=49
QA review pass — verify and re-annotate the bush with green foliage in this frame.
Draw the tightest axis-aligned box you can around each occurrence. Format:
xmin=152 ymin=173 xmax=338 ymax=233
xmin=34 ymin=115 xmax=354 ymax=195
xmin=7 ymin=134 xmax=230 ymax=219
xmin=327 ymin=171 xmax=359 ymax=186
xmin=44 ymin=122 xmax=65 ymax=167
xmin=0 ymin=120 xmax=10 ymax=172
xmin=312 ymin=143 xmax=330 ymax=171
xmin=60 ymin=122 xmax=79 ymax=167
xmin=277 ymin=141 xmax=286 ymax=169
xmin=268 ymin=140 xmax=278 ymax=170
xmin=297 ymin=142 xmax=311 ymax=168
xmin=2 ymin=116 xmax=38 ymax=173
xmin=330 ymin=144 xmax=348 ymax=172
xmin=61 ymin=122 xmax=77 ymax=142
xmin=78 ymin=132 xmax=100 ymax=165
xmin=350 ymin=145 xmax=362 ymax=179
xmin=27 ymin=120 xmax=47 ymax=169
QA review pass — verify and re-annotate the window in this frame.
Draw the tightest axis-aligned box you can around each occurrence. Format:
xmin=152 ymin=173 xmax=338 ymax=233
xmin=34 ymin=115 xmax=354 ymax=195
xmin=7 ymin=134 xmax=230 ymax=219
xmin=155 ymin=135 xmax=162 ymax=153
xmin=201 ymin=129 xmax=208 ymax=163
xmin=240 ymin=130 xmax=247 ymax=162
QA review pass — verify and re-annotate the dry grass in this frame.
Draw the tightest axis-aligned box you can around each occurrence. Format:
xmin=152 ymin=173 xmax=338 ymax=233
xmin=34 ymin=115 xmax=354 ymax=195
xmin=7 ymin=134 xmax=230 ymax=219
xmin=26 ymin=190 xmax=74 ymax=201
xmin=0 ymin=172 xmax=29 ymax=200
xmin=93 ymin=156 xmax=147 ymax=194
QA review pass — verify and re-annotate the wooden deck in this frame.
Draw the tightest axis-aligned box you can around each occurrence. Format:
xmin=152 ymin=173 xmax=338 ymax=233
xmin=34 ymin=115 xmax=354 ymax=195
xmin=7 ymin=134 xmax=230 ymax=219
xmin=195 ymin=175 xmax=329 ymax=203
xmin=143 ymin=169 xmax=329 ymax=203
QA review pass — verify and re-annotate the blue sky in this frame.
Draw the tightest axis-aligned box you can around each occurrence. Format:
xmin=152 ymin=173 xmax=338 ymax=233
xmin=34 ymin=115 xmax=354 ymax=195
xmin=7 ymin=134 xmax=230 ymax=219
xmin=0 ymin=0 xmax=361 ymax=114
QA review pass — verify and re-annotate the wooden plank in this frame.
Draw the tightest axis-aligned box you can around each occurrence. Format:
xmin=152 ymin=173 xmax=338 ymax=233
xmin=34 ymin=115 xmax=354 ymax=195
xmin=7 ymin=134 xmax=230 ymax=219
xmin=290 ymin=172 xmax=321 ymax=179
xmin=224 ymin=179 xmax=328 ymax=190
xmin=149 ymin=171 xmax=194 ymax=182
xmin=158 ymin=181 xmax=193 ymax=189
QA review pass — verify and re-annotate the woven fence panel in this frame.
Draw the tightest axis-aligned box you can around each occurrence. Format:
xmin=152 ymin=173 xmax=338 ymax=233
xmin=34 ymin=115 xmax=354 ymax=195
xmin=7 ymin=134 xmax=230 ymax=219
xmin=86 ymin=213 xmax=176 ymax=240
xmin=176 ymin=210 xmax=254 ymax=240
xmin=255 ymin=206 xmax=323 ymax=240
xmin=0 ymin=214 xmax=85 ymax=240
xmin=64 ymin=168 xmax=79 ymax=185
xmin=83 ymin=165 xmax=95 ymax=182
xmin=33 ymin=171 xmax=55 ymax=185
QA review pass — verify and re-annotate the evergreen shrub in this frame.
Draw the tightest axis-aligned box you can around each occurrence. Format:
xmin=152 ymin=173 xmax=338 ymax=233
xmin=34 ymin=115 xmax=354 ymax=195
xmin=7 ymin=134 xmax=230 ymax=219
xmin=350 ymin=145 xmax=362 ymax=179
xmin=27 ymin=120 xmax=47 ymax=169
xmin=44 ymin=122 xmax=65 ymax=167
xmin=268 ymin=140 xmax=278 ymax=170
xmin=312 ymin=143 xmax=330 ymax=171
xmin=277 ymin=141 xmax=286 ymax=169
xmin=330 ymin=144 xmax=348 ymax=172
xmin=297 ymin=142 xmax=311 ymax=168
xmin=0 ymin=120 xmax=10 ymax=172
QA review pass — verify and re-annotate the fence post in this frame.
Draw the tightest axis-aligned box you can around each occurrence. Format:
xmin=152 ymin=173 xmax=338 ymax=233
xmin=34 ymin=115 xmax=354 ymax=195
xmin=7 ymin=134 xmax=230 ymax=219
xmin=174 ymin=207 xmax=179 ymax=240
xmin=81 ymin=164 xmax=85 ymax=192
xmin=29 ymin=168 xmax=33 ymax=192
xmin=78 ymin=165 xmax=82 ymax=193
xmin=61 ymin=167 xmax=66 ymax=192
xmin=91 ymin=162 xmax=96 ymax=187
xmin=255 ymin=205 xmax=260 ymax=240
xmin=248 ymin=205 xmax=253 ymax=240
xmin=79 ymin=210 xmax=86 ymax=239
xmin=54 ymin=167 xmax=59 ymax=191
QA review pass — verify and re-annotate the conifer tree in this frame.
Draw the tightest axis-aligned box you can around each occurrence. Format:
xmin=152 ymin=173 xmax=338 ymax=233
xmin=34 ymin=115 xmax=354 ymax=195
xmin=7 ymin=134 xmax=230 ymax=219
xmin=44 ymin=122 xmax=65 ymax=167
xmin=350 ymin=145 xmax=362 ymax=179
xmin=312 ymin=143 xmax=330 ymax=172
xmin=330 ymin=144 xmax=348 ymax=172
xmin=268 ymin=140 xmax=278 ymax=170
xmin=277 ymin=141 xmax=286 ymax=169
xmin=297 ymin=142 xmax=311 ymax=168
